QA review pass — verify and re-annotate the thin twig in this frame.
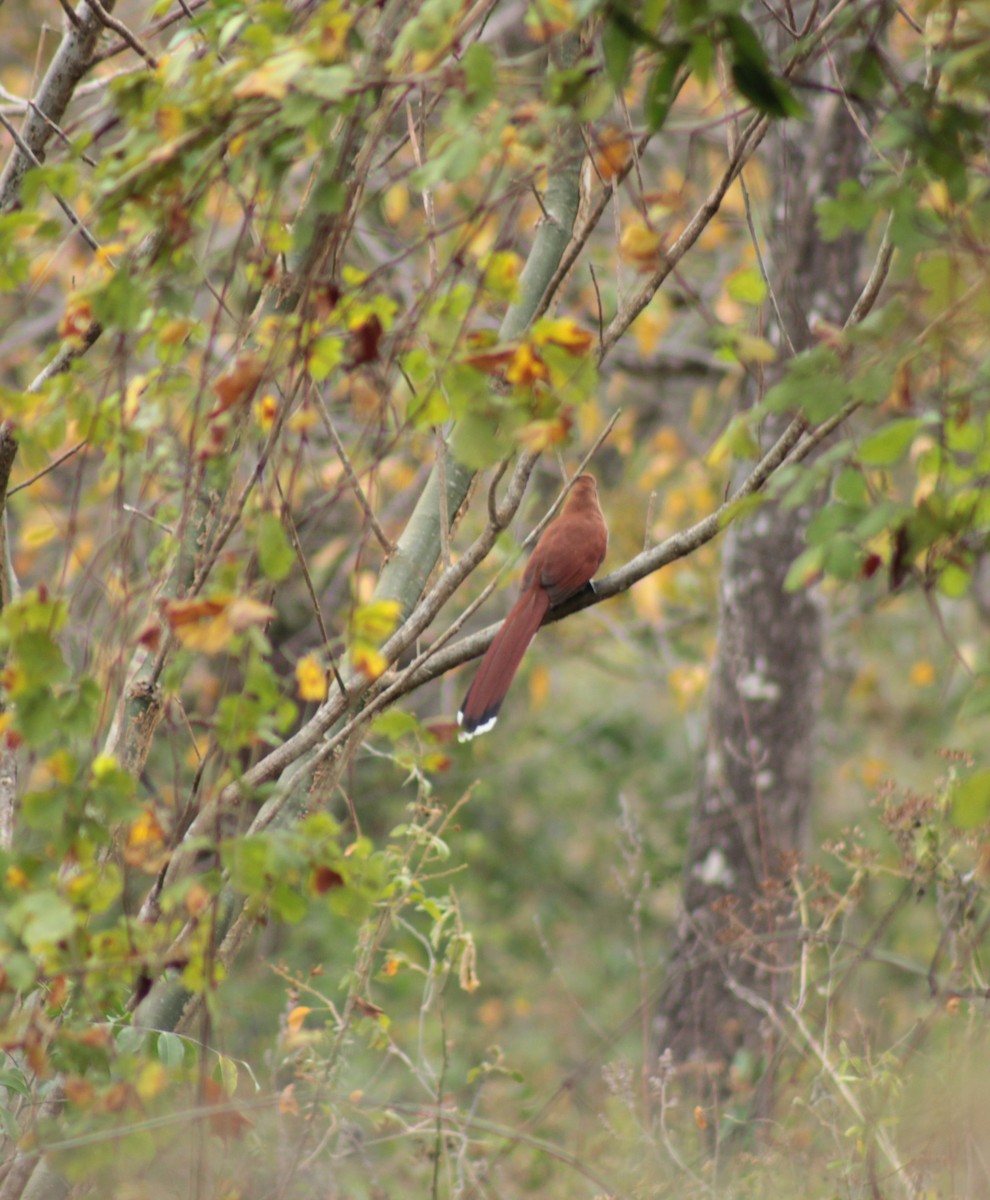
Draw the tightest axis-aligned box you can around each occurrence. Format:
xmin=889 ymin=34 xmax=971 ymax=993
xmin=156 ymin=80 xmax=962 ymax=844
xmin=86 ymin=0 xmax=159 ymax=67
xmin=273 ymin=474 xmax=347 ymax=699
xmin=0 ymin=111 xmax=101 ymax=251
xmin=312 ymin=389 xmax=395 ymax=556
xmin=7 ymin=439 xmax=87 ymax=494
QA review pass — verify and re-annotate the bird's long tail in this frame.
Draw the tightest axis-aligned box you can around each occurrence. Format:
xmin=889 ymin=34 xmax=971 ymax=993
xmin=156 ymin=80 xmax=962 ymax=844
xmin=457 ymin=584 xmax=550 ymax=739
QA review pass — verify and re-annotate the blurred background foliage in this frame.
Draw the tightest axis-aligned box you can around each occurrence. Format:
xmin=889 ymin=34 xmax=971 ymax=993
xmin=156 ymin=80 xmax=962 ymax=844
xmin=1 ymin=0 xmax=990 ymax=1197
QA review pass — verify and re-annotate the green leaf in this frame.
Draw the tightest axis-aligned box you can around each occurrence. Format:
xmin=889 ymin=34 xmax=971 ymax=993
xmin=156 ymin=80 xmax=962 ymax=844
xmin=307 ymin=335 xmax=344 ymax=381
xmin=731 ymin=59 xmax=803 ymax=118
xmin=156 ymin=1031 xmax=186 ymax=1068
xmin=817 ymin=180 xmax=876 ymax=241
xmin=258 ymin=513 xmax=295 ymax=582
xmin=372 ymin=710 xmax=421 ymax=741
xmin=6 ymin=892 xmax=77 ymax=951
xmin=950 ymin=770 xmax=990 ymax=829
xmin=91 ymin=270 xmax=149 ymax=333
xmin=784 ymin=544 xmax=825 ymax=591
xmin=936 ymin=560 xmax=971 ymax=598
xmin=603 ymin=10 xmax=636 ymax=88
xmin=764 ymin=347 xmax=846 ymax=422
xmin=271 ymin=880 xmax=308 ymax=923
xmin=726 ymin=266 xmax=767 ymax=306
xmin=822 ymin=535 xmax=861 ymax=581
xmin=834 ymin=467 xmax=869 ymax=507
xmin=13 ymin=628 xmax=67 ymax=685
xmin=0 ymin=1068 xmax=31 ymax=1096
xmin=806 ymin=503 xmax=859 ymax=545
xmin=458 ymin=43 xmax=497 ymax=112
xmin=723 ymin=15 xmax=803 ymax=118
xmin=301 ymin=65 xmax=354 ymax=101
xmin=858 ymin=418 xmax=922 ymax=466
xmin=644 ymin=42 xmax=690 ymax=132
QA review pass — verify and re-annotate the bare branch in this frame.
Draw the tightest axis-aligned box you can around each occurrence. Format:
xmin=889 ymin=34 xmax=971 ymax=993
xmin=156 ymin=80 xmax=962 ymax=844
xmin=85 ymin=0 xmax=158 ymax=67
xmin=313 ymin=389 xmax=395 ymax=556
xmin=0 ymin=0 xmax=112 ymax=212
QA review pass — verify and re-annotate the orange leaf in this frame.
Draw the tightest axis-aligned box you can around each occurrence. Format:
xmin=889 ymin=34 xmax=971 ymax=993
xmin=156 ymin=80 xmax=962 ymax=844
xmin=59 ymin=297 xmax=93 ymax=340
xmin=595 ymin=127 xmax=633 ymax=181
xmin=210 ymin=352 xmax=265 ymax=417
xmin=202 ymin=1077 xmax=253 ymax=1142
xmin=463 ymin=346 xmax=516 ymax=375
xmin=162 ymin=598 xmax=227 ymax=628
xmin=515 ymin=413 xmax=572 ymax=452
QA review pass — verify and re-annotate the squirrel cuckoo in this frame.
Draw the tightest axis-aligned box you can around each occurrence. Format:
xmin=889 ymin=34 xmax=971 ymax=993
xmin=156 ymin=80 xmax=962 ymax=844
xmin=457 ymin=473 xmax=608 ymax=740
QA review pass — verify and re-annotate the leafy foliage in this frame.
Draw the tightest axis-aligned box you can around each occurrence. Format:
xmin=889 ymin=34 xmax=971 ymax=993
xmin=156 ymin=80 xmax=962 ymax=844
xmin=1 ymin=0 xmax=990 ymax=1197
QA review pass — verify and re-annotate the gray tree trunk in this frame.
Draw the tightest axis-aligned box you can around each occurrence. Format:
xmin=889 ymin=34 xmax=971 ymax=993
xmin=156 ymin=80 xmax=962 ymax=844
xmin=655 ymin=10 xmax=881 ymax=1115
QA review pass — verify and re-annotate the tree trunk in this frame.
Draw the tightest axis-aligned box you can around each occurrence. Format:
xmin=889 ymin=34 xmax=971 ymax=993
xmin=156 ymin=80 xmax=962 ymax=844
xmin=655 ymin=4 xmax=883 ymax=1115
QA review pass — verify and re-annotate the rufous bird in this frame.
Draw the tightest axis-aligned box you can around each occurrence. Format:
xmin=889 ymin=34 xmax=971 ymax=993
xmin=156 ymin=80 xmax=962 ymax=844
xmin=457 ymin=473 xmax=608 ymax=740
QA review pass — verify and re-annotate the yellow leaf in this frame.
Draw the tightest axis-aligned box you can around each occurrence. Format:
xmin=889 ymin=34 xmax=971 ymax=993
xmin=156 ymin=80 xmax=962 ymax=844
xmin=5 ymin=865 xmax=29 ymax=890
xmin=483 ymin=251 xmax=522 ymax=301
xmin=458 ymin=933 xmax=480 ymax=994
xmin=734 ymin=334 xmax=776 ymax=364
xmin=316 ymin=13 xmax=351 ymax=62
xmin=528 ymin=662 xmax=550 ymax=711
xmin=465 ymin=215 xmax=498 ymax=258
xmin=125 ymin=806 xmax=169 ymax=870
xmin=296 ymin=654 xmax=328 ymax=702
xmin=619 ymin=222 xmax=664 ymax=270
xmin=630 ymin=572 xmax=662 ymax=624
xmin=533 ymin=316 xmax=593 ymax=356
xmin=287 ymin=1006 xmax=312 ymax=1033
xmin=859 ymin=757 xmax=888 ymax=789
xmin=352 ymin=643 xmax=388 ymax=680
xmin=233 ymin=51 xmax=307 ymax=100
xmin=668 ymin=664 xmax=708 ymax=712
xmin=136 ymin=1062 xmax=169 ymax=1100
xmin=506 ymin=342 xmax=549 ymax=386
xmin=91 ymin=753 xmax=120 ymax=780
xmin=163 ymin=596 xmax=264 ymax=654
xmin=155 ymin=105 xmax=184 ymax=140
xmin=159 ymin=318 xmax=194 ymax=346
xmin=226 ymin=596 xmax=277 ymax=631
xmin=59 ymin=295 xmax=94 ymax=340
xmin=633 ymin=304 xmax=670 ymax=357
xmin=351 ymin=599 xmax=401 ymax=642
xmin=47 ymin=750 xmax=75 ymax=784
xmin=254 ymin=393 xmax=278 ymax=431
xmin=383 ymin=183 xmax=409 ymax=225
xmin=909 ymin=659 xmax=935 ymax=688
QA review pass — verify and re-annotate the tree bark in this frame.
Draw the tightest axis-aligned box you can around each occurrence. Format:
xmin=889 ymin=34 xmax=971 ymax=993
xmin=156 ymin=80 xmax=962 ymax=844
xmin=655 ymin=4 xmax=883 ymax=1115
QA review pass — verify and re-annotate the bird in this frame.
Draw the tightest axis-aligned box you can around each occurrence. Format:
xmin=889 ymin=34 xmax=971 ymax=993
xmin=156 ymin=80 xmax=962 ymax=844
xmin=457 ymin=473 xmax=608 ymax=740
